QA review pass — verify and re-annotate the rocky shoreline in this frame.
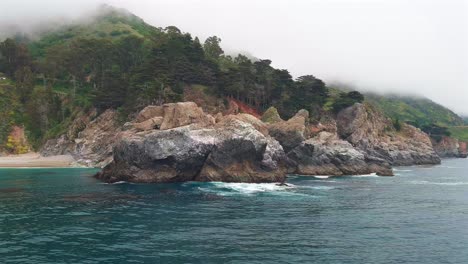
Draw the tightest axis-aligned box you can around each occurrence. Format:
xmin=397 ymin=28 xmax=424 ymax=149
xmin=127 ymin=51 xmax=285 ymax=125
xmin=40 ymin=101 xmax=451 ymax=183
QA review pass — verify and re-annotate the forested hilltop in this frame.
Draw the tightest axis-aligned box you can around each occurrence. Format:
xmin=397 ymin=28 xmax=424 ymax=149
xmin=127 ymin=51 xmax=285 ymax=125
xmin=0 ymin=5 xmax=464 ymax=153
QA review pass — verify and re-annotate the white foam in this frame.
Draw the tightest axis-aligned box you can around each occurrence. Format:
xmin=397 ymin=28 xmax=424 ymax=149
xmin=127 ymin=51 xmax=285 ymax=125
xmin=393 ymin=169 xmax=413 ymax=172
xmin=195 ymin=182 xmax=297 ymax=196
xmin=112 ymin=181 xmax=129 ymax=185
xmin=409 ymin=180 xmax=468 ymax=186
xmin=353 ymin=173 xmax=378 ymax=178
xmin=213 ymin=182 xmax=295 ymax=193
xmin=314 ymin=176 xmax=331 ymax=179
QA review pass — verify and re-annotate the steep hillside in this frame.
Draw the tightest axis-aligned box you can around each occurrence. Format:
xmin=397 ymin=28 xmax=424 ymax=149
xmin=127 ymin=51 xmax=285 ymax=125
xmin=365 ymin=93 xmax=464 ymax=127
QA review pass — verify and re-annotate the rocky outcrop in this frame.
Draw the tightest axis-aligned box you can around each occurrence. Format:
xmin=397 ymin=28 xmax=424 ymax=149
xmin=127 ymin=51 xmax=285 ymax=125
xmin=267 ymin=110 xmax=309 ymax=152
xmin=41 ymin=109 xmax=122 ymax=167
xmin=159 ymin=102 xmax=215 ymax=130
xmin=220 ymin=114 xmax=269 ymax=136
xmin=261 ymin=107 xmax=283 ymax=124
xmin=432 ymin=136 xmax=462 ymax=158
xmin=96 ymin=118 xmax=286 ymax=183
xmin=337 ymin=103 xmax=441 ymax=166
xmin=287 ymin=132 xmax=393 ymax=176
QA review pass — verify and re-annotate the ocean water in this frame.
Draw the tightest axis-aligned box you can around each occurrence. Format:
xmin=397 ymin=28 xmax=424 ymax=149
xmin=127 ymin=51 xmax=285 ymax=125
xmin=1 ymin=159 xmax=468 ymax=264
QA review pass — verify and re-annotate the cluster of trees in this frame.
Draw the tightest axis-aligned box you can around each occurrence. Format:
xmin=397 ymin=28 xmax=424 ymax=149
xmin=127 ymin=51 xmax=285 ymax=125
xmin=0 ymin=21 xmax=364 ymax=148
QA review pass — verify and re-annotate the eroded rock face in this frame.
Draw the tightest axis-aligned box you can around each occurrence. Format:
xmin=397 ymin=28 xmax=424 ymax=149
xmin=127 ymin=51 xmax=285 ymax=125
xmin=160 ymin=102 xmax=215 ymax=130
xmin=288 ymin=132 xmax=393 ymax=176
xmin=337 ymin=103 xmax=441 ymax=166
xmin=96 ymin=119 xmax=286 ymax=183
xmin=432 ymin=136 xmax=464 ymax=158
xmin=41 ymin=109 xmax=122 ymax=167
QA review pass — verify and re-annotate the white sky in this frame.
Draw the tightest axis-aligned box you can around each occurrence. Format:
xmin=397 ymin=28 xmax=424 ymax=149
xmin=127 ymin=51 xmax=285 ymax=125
xmin=1 ymin=0 xmax=468 ymax=114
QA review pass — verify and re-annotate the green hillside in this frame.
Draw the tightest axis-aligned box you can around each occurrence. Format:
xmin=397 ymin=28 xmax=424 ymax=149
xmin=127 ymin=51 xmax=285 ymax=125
xmin=365 ymin=93 xmax=464 ymax=127
xmin=28 ymin=5 xmax=162 ymax=57
xmin=448 ymin=127 xmax=468 ymax=141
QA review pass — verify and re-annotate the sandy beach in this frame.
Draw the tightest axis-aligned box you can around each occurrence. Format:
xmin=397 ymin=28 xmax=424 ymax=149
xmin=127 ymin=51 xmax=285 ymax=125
xmin=0 ymin=153 xmax=76 ymax=168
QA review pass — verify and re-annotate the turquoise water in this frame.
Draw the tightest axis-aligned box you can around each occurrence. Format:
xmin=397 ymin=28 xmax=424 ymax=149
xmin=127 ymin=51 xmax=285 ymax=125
xmin=1 ymin=159 xmax=468 ymax=264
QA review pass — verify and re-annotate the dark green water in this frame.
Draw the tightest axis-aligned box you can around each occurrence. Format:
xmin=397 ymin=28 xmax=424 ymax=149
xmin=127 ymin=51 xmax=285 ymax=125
xmin=1 ymin=159 xmax=468 ymax=264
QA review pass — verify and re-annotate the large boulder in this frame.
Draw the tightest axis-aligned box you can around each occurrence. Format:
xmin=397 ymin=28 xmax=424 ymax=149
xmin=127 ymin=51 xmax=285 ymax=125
xmin=136 ymin=106 xmax=164 ymax=122
xmin=288 ymin=132 xmax=393 ymax=176
xmin=95 ymin=119 xmax=286 ymax=183
xmin=337 ymin=103 xmax=440 ymax=166
xmin=267 ymin=109 xmax=309 ymax=152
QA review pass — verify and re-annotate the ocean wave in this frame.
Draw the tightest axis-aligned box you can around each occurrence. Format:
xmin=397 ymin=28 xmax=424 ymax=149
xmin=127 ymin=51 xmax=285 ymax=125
xmin=196 ymin=182 xmax=298 ymax=196
xmin=352 ymin=173 xmax=378 ymax=178
xmin=304 ymin=186 xmax=335 ymax=190
xmin=314 ymin=176 xmax=331 ymax=179
xmin=393 ymin=169 xmax=413 ymax=172
xmin=409 ymin=180 xmax=468 ymax=186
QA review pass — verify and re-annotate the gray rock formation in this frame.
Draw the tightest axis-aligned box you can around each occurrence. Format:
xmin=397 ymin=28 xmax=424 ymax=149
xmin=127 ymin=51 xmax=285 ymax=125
xmin=287 ymin=132 xmax=393 ymax=176
xmin=96 ymin=118 xmax=286 ymax=183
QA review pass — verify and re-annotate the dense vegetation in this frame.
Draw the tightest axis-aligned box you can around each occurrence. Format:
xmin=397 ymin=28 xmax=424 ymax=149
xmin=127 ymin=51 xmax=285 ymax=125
xmin=0 ymin=6 xmax=364 ymax=151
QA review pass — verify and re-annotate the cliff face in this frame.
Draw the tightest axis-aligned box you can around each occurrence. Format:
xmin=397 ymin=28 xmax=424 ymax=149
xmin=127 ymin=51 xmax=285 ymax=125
xmin=432 ymin=137 xmax=468 ymax=158
xmin=432 ymin=137 xmax=460 ymax=158
xmin=336 ymin=103 xmax=441 ymax=166
xmin=40 ymin=109 xmax=122 ymax=167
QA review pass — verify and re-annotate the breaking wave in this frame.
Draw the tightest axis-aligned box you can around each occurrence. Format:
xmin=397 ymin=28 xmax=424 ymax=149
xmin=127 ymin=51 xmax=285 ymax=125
xmin=409 ymin=180 xmax=468 ymax=186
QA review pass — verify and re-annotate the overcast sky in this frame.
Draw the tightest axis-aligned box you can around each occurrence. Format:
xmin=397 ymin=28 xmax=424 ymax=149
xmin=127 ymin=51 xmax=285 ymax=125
xmin=1 ymin=0 xmax=468 ymax=114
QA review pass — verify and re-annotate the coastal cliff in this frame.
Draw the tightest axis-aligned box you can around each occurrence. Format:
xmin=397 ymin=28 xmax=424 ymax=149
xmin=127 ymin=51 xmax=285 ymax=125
xmin=432 ymin=136 xmax=468 ymax=158
xmin=91 ymin=101 xmax=443 ymax=183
